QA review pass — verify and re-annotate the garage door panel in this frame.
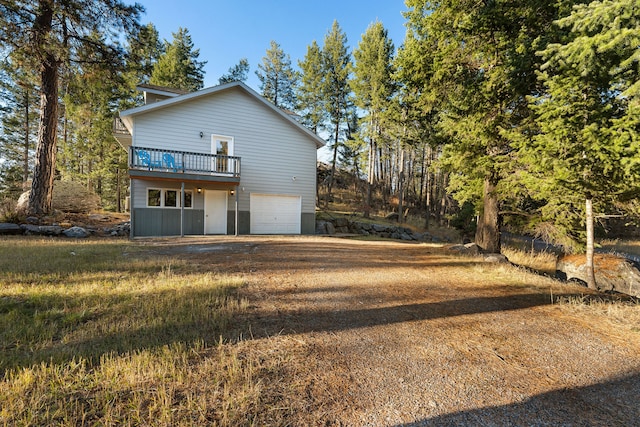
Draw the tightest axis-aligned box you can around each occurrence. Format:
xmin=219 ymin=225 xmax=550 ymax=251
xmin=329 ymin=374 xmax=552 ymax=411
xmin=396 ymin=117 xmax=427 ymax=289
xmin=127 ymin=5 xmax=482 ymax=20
xmin=250 ymin=194 xmax=301 ymax=234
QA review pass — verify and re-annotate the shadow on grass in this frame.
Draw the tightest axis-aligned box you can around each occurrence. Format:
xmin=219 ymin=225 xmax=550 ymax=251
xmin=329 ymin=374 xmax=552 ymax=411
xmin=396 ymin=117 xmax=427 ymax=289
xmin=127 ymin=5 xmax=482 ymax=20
xmin=394 ymin=372 xmax=640 ymax=426
xmin=0 ymin=286 xmax=238 ymax=373
xmin=239 ymin=291 xmax=574 ymax=339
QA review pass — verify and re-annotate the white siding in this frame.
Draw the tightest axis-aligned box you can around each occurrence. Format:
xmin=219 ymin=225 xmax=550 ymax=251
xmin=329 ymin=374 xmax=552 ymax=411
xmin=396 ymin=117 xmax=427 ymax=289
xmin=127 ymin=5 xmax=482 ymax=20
xmin=132 ymin=87 xmax=318 ymax=214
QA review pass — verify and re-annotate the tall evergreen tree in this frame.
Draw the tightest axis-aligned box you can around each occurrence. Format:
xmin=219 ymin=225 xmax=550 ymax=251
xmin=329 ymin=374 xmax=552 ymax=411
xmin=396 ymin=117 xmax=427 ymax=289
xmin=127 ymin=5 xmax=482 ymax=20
xmin=0 ymin=57 xmax=39 ymax=198
xmin=218 ymin=58 xmax=250 ymax=84
xmin=128 ymin=23 xmax=164 ymax=85
xmin=297 ymin=41 xmax=327 ymax=134
xmin=321 ymin=21 xmax=352 ymax=207
xmin=0 ymin=0 xmax=142 ymax=215
xmin=351 ymin=21 xmax=396 ymax=214
xmin=516 ymin=0 xmax=640 ymax=288
xmin=402 ymin=0 xmax=566 ymax=252
xmin=256 ymin=40 xmax=298 ymax=110
xmin=150 ymin=27 xmax=206 ymax=92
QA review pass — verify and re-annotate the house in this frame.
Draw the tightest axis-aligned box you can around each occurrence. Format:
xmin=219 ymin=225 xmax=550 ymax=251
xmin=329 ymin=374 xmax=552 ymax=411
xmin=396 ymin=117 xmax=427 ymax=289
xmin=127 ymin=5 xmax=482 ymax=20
xmin=113 ymin=82 xmax=325 ymax=238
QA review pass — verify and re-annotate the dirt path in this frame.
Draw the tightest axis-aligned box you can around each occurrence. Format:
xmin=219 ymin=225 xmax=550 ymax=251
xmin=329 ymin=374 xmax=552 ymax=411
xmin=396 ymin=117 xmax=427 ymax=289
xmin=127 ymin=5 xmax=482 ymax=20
xmin=151 ymin=236 xmax=640 ymax=426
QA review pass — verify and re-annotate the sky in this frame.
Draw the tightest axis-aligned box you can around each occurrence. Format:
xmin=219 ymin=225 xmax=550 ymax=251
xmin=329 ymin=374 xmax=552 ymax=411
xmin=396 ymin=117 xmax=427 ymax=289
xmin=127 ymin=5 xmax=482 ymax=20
xmin=136 ymin=0 xmax=410 ymax=91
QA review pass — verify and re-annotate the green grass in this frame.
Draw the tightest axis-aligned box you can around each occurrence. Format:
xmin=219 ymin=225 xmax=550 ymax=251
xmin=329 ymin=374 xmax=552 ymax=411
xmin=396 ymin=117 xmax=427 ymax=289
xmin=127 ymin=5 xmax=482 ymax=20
xmin=0 ymin=237 xmax=260 ymax=426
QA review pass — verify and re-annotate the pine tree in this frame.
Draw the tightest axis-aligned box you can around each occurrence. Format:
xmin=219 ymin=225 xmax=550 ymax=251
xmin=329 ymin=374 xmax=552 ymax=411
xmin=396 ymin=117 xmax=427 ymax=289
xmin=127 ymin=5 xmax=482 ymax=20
xmin=321 ymin=21 xmax=352 ymax=207
xmin=401 ymin=0 xmax=566 ymax=252
xmin=150 ymin=27 xmax=206 ymax=92
xmin=297 ymin=41 xmax=327 ymax=134
xmin=0 ymin=0 xmax=142 ymax=215
xmin=218 ymin=58 xmax=250 ymax=84
xmin=517 ymin=0 xmax=640 ymax=289
xmin=0 ymin=56 xmax=39 ymax=198
xmin=128 ymin=23 xmax=164 ymax=85
xmin=351 ymin=21 xmax=396 ymax=215
xmin=256 ymin=41 xmax=298 ymax=110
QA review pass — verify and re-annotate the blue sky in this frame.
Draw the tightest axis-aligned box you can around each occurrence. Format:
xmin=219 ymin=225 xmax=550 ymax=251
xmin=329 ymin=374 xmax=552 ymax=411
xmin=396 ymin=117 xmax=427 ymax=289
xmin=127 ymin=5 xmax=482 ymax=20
xmin=137 ymin=0 xmax=409 ymax=90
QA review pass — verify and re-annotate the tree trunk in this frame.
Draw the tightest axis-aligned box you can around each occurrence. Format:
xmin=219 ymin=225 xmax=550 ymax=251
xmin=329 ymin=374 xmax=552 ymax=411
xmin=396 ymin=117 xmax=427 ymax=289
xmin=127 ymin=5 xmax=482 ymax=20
xmin=28 ymin=1 xmax=57 ymax=216
xmin=475 ymin=177 xmax=501 ymax=253
xmin=23 ymin=88 xmax=30 ymax=184
xmin=585 ymin=197 xmax=597 ymax=289
xmin=398 ymin=148 xmax=404 ymax=223
xmin=28 ymin=52 xmax=58 ymax=216
xmin=325 ymin=122 xmax=340 ymax=208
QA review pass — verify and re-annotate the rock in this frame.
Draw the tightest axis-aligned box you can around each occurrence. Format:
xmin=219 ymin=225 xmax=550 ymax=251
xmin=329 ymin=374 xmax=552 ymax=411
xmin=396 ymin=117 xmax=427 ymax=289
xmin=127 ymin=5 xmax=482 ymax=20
xmin=315 ymin=220 xmax=329 ymax=235
xmin=325 ymin=222 xmax=336 ymax=235
xmin=449 ymin=243 xmax=481 ymax=255
xmin=20 ymin=224 xmax=40 ymax=234
xmin=0 ymin=223 xmax=22 ymax=235
xmin=483 ymin=253 xmax=510 ymax=263
xmin=20 ymin=225 xmax=63 ymax=236
xmin=25 ymin=216 xmax=39 ymax=224
xmin=400 ymin=232 xmax=414 ymax=241
xmin=15 ymin=191 xmax=29 ymax=213
xmin=63 ymin=226 xmax=90 ymax=238
xmin=556 ymin=254 xmax=640 ymax=297
xmin=372 ymin=224 xmax=387 ymax=233
xmin=89 ymin=214 xmax=110 ymax=222
xmin=39 ymin=225 xmax=64 ymax=236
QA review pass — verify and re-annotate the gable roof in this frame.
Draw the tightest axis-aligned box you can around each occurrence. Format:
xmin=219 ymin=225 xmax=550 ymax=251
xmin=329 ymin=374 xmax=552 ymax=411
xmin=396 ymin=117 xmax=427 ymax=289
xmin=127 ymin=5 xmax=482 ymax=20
xmin=120 ymin=81 xmax=326 ymax=149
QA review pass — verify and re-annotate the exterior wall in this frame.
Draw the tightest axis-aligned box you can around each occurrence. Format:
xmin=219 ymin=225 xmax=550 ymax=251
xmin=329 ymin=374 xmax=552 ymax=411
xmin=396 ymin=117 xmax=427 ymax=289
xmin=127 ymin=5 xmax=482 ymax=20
xmin=131 ymin=87 xmax=318 ymax=220
xmin=133 ymin=208 xmax=203 ymax=236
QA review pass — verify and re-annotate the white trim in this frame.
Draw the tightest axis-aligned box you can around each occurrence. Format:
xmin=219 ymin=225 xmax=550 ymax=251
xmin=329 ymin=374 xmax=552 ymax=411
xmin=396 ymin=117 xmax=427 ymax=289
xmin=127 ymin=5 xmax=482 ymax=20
xmin=146 ymin=187 xmax=193 ymax=209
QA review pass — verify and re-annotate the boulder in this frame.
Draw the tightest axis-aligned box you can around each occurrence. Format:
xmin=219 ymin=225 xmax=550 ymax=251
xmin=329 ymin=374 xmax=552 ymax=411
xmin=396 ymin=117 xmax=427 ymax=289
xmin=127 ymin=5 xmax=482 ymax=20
xmin=63 ymin=226 xmax=90 ymax=238
xmin=556 ymin=254 xmax=640 ymax=298
xmin=315 ymin=220 xmax=329 ymax=235
xmin=0 ymin=223 xmax=22 ymax=235
xmin=325 ymin=221 xmax=336 ymax=235
xmin=21 ymin=224 xmax=63 ymax=236
xmin=483 ymin=253 xmax=510 ymax=263
xmin=15 ymin=191 xmax=29 ymax=214
xmin=449 ymin=243 xmax=481 ymax=256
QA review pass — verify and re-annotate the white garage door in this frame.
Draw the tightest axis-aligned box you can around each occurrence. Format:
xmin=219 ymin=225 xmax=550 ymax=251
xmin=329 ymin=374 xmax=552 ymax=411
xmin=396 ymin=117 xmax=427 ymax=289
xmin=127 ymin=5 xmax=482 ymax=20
xmin=250 ymin=194 xmax=301 ymax=234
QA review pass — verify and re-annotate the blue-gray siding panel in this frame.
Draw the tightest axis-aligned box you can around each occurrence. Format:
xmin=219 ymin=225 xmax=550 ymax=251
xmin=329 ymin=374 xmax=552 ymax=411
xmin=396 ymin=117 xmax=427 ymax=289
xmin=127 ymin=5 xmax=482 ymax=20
xmin=133 ymin=208 xmax=204 ymax=236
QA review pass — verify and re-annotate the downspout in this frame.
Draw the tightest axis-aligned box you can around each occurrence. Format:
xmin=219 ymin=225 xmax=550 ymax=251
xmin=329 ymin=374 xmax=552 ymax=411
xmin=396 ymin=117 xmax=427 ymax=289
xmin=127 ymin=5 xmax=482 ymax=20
xmin=180 ymin=182 xmax=185 ymax=237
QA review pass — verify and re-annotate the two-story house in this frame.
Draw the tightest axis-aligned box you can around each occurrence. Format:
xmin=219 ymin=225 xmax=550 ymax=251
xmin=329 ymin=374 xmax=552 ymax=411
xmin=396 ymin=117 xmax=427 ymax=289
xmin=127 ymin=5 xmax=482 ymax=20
xmin=114 ymin=82 xmax=325 ymax=238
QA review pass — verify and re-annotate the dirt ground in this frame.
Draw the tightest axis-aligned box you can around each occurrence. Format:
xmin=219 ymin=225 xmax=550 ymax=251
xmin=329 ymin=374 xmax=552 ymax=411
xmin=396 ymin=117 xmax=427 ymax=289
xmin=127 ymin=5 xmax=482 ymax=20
xmin=143 ymin=235 xmax=640 ymax=426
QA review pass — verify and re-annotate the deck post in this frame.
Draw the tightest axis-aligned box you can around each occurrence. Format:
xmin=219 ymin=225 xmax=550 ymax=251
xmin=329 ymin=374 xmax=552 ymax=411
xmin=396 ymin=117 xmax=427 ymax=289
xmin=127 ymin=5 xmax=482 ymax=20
xmin=235 ymin=185 xmax=239 ymax=236
xmin=180 ymin=182 xmax=185 ymax=237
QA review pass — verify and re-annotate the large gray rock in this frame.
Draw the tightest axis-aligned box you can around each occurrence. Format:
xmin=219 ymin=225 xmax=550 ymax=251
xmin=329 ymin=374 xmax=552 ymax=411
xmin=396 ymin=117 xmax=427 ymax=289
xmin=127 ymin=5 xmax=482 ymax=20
xmin=556 ymin=254 xmax=640 ymax=298
xmin=15 ymin=191 xmax=29 ymax=214
xmin=0 ymin=223 xmax=22 ymax=235
xmin=315 ymin=220 xmax=329 ymax=235
xmin=21 ymin=224 xmax=63 ymax=236
xmin=63 ymin=226 xmax=90 ymax=238
xmin=449 ymin=243 xmax=481 ymax=256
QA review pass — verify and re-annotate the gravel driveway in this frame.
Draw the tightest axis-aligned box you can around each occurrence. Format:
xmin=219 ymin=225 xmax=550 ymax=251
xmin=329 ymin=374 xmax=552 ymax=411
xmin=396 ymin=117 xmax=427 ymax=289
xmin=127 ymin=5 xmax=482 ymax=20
xmin=154 ymin=236 xmax=640 ymax=426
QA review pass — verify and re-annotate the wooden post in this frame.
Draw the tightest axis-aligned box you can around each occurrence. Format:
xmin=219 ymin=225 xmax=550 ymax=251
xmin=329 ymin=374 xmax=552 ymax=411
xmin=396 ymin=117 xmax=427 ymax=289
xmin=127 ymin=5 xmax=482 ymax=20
xmin=585 ymin=197 xmax=597 ymax=289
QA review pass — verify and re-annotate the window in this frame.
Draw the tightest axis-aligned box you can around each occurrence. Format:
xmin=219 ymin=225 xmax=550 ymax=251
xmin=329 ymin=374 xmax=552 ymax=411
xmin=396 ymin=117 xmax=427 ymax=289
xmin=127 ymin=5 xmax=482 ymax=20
xmin=148 ymin=189 xmax=161 ymax=207
xmin=184 ymin=190 xmax=193 ymax=208
xmin=147 ymin=188 xmax=194 ymax=208
xmin=165 ymin=190 xmax=177 ymax=207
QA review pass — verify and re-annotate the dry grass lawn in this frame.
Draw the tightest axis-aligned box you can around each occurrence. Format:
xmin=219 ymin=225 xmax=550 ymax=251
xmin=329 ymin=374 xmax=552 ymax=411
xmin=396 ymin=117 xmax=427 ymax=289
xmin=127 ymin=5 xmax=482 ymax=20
xmin=1 ymin=235 xmax=639 ymax=425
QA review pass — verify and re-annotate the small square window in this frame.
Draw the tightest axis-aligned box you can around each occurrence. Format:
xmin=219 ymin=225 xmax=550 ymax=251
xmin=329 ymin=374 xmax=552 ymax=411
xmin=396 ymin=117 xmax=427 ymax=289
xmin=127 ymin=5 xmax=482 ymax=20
xmin=165 ymin=190 xmax=177 ymax=207
xmin=148 ymin=189 xmax=161 ymax=207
